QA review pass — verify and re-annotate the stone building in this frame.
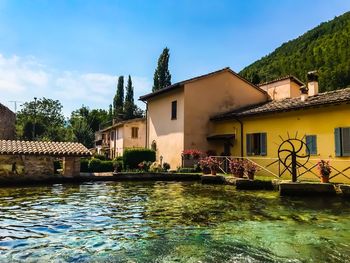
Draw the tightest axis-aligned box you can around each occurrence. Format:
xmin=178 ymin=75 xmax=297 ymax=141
xmin=0 ymin=140 xmax=91 ymax=183
xmin=0 ymin=103 xmax=16 ymax=140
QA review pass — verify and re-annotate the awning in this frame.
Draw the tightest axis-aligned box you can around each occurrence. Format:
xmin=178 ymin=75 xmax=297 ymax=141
xmin=207 ymin=134 xmax=235 ymax=141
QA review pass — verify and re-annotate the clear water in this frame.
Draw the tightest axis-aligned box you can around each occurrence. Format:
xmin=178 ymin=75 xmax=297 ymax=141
xmin=0 ymin=181 xmax=349 ymax=263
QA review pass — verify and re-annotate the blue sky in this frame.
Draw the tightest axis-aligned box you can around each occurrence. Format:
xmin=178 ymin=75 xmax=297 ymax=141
xmin=0 ymin=0 xmax=349 ymax=116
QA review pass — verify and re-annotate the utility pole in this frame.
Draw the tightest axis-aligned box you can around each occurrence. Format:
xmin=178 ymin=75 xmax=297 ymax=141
xmin=8 ymin=101 xmax=23 ymax=113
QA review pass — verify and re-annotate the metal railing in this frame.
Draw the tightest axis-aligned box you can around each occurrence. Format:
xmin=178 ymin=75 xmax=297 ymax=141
xmin=209 ymin=156 xmax=350 ymax=182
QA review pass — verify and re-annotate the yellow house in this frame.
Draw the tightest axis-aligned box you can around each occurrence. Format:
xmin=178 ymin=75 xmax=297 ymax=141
xmin=140 ymin=67 xmax=269 ymax=169
xmin=95 ymin=118 xmax=146 ymax=159
xmin=211 ymin=73 xmax=350 ymax=183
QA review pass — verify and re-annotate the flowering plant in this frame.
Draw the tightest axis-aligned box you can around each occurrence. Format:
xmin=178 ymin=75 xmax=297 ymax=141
xmin=198 ymin=157 xmax=221 ymax=174
xmin=317 ymin=160 xmax=331 ymax=176
xmin=182 ymin=149 xmax=202 ymax=160
xmin=229 ymin=158 xmax=246 ymax=178
xmin=245 ymin=161 xmax=260 ymax=180
xmin=138 ymin=161 xmax=152 ymax=171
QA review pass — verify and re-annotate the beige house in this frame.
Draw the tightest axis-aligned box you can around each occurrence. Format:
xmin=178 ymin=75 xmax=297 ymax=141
xmin=0 ymin=103 xmax=16 ymax=140
xmin=140 ymin=67 xmax=269 ymax=169
xmin=95 ymin=118 xmax=146 ymax=159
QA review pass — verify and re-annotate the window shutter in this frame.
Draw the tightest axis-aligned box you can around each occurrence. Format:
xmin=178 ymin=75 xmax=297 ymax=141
xmin=260 ymin=133 xmax=267 ymax=156
xmin=246 ymin=134 xmax=252 ymax=156
xmin=342 ymin=127 xmax=350 ymax=156
xmin=334 ymin=128 xmax=342 ymax=157
xmin=306 ymin=136 xmax=311 ymax=154
xmin=312 ymin=136 xmax=317 ymax=155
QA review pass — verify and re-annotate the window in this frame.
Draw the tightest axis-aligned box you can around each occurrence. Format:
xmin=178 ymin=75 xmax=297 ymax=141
xmin=246 ymin=133 xmax=267 ymax=156
xmin=131 ymin=127 xmax=139 ymax=139
xmin=335 ymin=127 xmax=350 ymax=157
xmin=171 ymin=100 xmax=177 ymax=120
xmin=305 ymin=135 xmax=317 ymax=155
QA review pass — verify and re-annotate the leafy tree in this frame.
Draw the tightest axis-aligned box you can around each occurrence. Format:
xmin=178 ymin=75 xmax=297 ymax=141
xmin=16 ymin=97 xmax=66 ymax=141
xmin=240 ymin=11 xmax=350 ymax=92
xmin=113 ymin=76 xmax=124 ymax=119
xmin=70 ymin=118 xmax=94 ymax=148
xmin=153 ymin=47 xmax=171 ymax=92
xmin=124 ymin=75 xmax=135 ymax=120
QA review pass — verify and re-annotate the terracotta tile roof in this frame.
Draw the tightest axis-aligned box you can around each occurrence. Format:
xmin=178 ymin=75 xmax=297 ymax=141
xmin=258 ymin=75 xmax=305 ymax=87
xmin=0 ymin=140 xmax=92 ymax=157
xmin=212 ymin=87 xmax=350 ymax=120
xmin=139 ymin=67 xmax=267 ymax=101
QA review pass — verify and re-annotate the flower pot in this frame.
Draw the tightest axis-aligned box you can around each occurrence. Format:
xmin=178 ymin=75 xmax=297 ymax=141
xmin=321 ymin=174 xmax=330 ymax=183
xmin=211 ymin=169 xmax=217 ymax=176
xmin=247 ymin=171 xmax=255 ymax=180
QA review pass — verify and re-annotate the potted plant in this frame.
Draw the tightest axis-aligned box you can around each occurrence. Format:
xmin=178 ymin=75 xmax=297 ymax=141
xmin=198 ymin=157 xmax=221 ymax=175
xmin=229 ymin=158 xmax=246 ymax=178
xmin=317 ymin=160 xmax=332 ymax=183
xmin=182 ymin=149 xmax=202 ymax=168
xmin=245 ymin=161 xmax=260 ymax=180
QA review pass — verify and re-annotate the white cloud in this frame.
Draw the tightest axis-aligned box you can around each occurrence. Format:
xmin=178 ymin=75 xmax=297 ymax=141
xmin=0 ymin=54 xmax=151 ymax=116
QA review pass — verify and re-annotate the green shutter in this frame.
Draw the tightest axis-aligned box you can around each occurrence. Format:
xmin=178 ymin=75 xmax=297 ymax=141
xmin=312 ymin=136 xmax=317 ymax=155
xmin=305 ymin=135 xmax=311 ymax=155
xmin=246 ymin=134 xmax=252 ymax=156
xmin=342 ymin=127 xmax=350 ymax=156
xmin=335 ymin=128 xmax=342 ymax=157
xmin=260 ymin=133 xmax=267 ymax=156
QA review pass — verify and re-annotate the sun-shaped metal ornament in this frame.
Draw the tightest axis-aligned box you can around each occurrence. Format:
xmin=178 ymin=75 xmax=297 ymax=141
xmin=278 ymin=135 xmax=310 ymax=182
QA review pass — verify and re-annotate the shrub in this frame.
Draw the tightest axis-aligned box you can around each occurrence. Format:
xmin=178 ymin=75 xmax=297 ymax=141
xmin=198 ymin=157 xmax=221 ymax=173
xmin=182 ymin=149 xmax=202 ymax=160
xmin=113 ymin=159 xmax=123 ymax=172
xmin=163 ymin=162 xmax=170 ymax=171
xmin=88 ymin=158 xmax=114 ymax=172
xmin=80 ymin=158 xmax=90 ymax=172
xmin=123 ymin=148 xmax=156 ymax=169
xmin=93 ymin=154 xmax=108 ymax=160
xmin=229 ymin=158 xmax=246 ymax=178
xmin=149 ymin=162 xmax=162 ymax=173
xmin=177 ymin=167 xmax=197 ymax=173
xmin=138 ymin=161 xmax=152 ymax=172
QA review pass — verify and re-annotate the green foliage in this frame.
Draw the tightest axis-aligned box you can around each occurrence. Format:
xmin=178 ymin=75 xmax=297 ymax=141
xmin=240 ymin=11 xmax=350 ymax=92
xmin=114 ymin=76 xmax=124 ymax=119
xmin=163 ymin=162 xmax=171 ymax=171
xmin=123 ymin=148 xmax=156 ymax=169
xmin=149 ymin=162 xmax=162 ymax=173
xmin=93 ymin=154 xmax=108 ymax=160
xmin=70 ymin=118 xmax=94 ymax=148
xmin=153 ymin=47 xmax=171 ymax=92
xmin=88 ymin=158 xmax=114 ymax=172
xmin=80 ymin=158 xmax=90 ymax=172
xmin=16 ymin=97 xmax=66 ymax=141
xmin=123 ymin=75 xmax=145 ymax=120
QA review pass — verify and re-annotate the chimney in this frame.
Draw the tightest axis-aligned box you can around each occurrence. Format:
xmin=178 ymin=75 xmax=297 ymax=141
xmin=300 ymin=85 xmax=308 ymax=102
xmin=307 ymin=70 xmax=319 ymax=96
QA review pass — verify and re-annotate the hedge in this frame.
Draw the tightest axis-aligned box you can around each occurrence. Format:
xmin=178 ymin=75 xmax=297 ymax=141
xmin=80 ymin=158 xmax=115 ymax=173
xmin=80 ymin=158 xmax=90 ymax=172
xmin=123 ymin=148 xmax=156 ymax=169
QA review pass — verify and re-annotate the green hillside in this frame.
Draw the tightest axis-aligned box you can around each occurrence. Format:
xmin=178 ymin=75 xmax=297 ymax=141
xmin=240 ymin=11 xmax=350 ymax=92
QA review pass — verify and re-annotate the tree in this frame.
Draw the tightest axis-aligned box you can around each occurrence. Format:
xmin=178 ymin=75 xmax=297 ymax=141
xmin=124 ymin=75 xmax=135 ymax=120
xmin=153 ymin=47 xmax=171 ymax=92
xmin=70 ymin=118 xmax=94 ymax=148
xmin=113 ymin=76 xmax=124 ymax=120
xmin=16 ymin=97 xmax=66 ymax=141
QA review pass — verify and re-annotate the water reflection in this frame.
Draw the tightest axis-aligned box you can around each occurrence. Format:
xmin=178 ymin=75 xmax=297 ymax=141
xmin=0 ymin=181 xmax=349 ymax=262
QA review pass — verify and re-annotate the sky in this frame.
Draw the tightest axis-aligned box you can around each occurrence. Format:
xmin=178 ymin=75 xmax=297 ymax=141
xmin=0 ymin=0 xmax=349 ymax=116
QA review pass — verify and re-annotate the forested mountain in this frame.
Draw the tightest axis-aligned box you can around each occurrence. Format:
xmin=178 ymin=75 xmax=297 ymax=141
xmin=240 ymin=11 xmax=350 ymax=92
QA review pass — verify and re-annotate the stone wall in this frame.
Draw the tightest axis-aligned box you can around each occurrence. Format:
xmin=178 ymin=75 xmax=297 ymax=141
xmin=0 ymin=155 xmax=54 ymax=182
xmin=63 ymin=157 xmax=81 ymax=177
xmin=0 ymin=104 xmax=16 ymax=140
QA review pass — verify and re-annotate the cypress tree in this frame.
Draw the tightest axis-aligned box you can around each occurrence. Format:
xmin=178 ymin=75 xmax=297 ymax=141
xmin=152 ymin=47 xmax=171 ymax=92
xmin=113 ymin=76 xmax=124 ymax=120
xmin=124 ymin=75 xmax=135 ymax=120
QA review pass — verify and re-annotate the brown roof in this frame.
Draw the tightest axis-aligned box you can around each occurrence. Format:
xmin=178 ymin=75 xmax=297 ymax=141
xmin=99 ymin=118 xmax=145 ymax=132
xmin=212 ymin=87 xmax=350 ymax=120
xmin=258 ymin=75 xmax=305 ymax=87
xmin=139 ymin=67 xmax=267 ymax=101
xmin=0 ymin=140 xmax=92 ymax=157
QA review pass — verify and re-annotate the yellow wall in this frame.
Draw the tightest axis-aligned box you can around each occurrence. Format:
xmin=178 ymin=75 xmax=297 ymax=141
xmin=212 ymin=104 xmax=350 ymax=183
xmin=184 ymin=70 xmax=267 ymax=154
xmin=147 ymin=88 xmax=185 ymax=169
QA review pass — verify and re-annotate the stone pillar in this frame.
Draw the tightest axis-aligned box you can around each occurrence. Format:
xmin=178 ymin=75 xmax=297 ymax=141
xmin=63 ymin=157 xmax=81 ymax=177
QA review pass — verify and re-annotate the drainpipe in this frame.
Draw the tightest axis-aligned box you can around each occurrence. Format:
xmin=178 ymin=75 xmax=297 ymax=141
xmin=234 ymin=118 xmax=244 ymax=157
xmin=141 ymin=101 xmax=148 ymax=148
